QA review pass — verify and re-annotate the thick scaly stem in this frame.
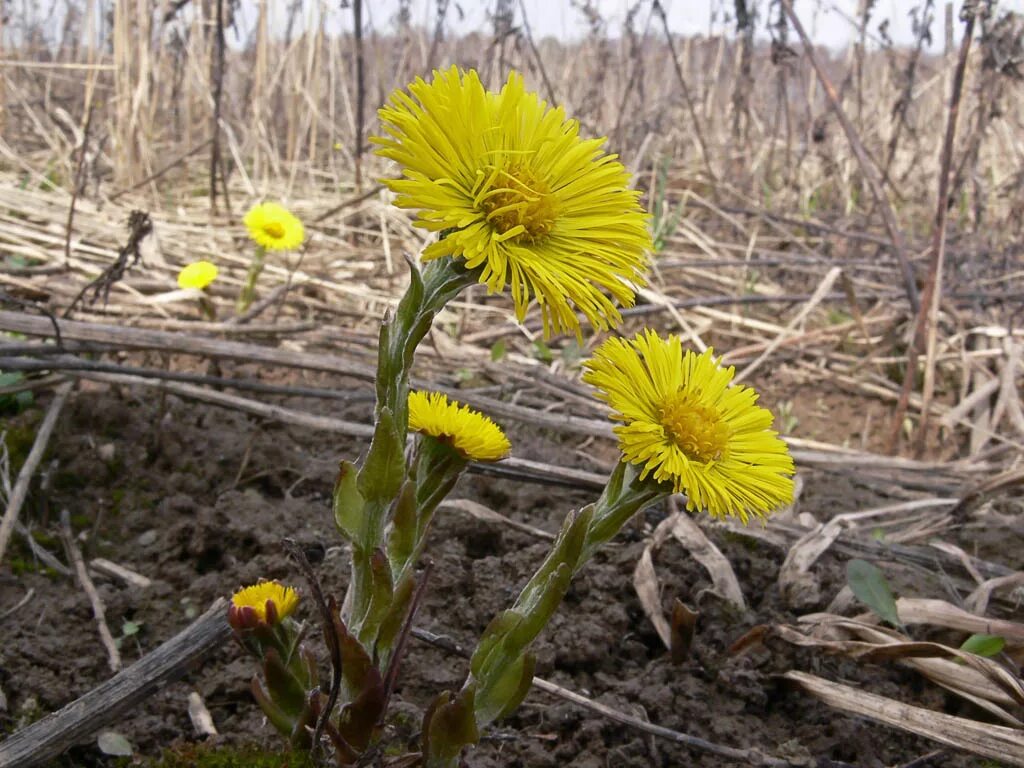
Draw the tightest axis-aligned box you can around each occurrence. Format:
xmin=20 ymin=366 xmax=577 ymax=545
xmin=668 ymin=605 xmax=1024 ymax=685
xmin=422 ymin=462 xmax=670 ymax=765
xmin=344 ymin=257 xmax=477 ymax=647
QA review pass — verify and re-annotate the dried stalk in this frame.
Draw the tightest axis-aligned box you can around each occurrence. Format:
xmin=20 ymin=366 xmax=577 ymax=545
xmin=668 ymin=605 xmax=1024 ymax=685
xmin=895 ymin=3 xmax=979 ymax=453
xmin=651 ymin=0 xmax=715 ymax=180
xmin=352 ymin=0 xmax=366 ymax=190
xmin=780 ymin=0 xmax=920 ymax=315
xmin=208 ymin=0 xmax=226 ymax=213
xmin=61 ymin=508 xmax=122 ymax=673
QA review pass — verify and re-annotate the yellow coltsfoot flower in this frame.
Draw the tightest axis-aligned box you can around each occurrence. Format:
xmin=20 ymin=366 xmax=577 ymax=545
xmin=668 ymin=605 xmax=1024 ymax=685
xmin=243 ymin=202 xmax=305 ymax=251
xmin=229 ymin=581 xmax=300 ymax=629
xmin=177 ymin=260 xmax=219 ymax=290
xmin=374 ymin=66 xmax=651 ymax=338
xmin=583 ymin=330 xmax=795 ymax=522
xmin=408 ymin=390 xmax=511 ymax=462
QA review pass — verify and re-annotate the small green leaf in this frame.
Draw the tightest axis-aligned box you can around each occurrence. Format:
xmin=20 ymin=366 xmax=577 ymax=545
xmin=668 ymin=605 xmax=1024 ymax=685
xmin=531 ymin=339 xmax=553 ymax=364
xmin=357 ymin=407 xmax=405 ymax=503
xmin=333 ymin=460 xmax=365 ymax=541
xmin=846 ymin=559 xmax=900 ymax=626
xmin=504 ymin=564 xmax=571 ymax=656
xmin=263 ymin=647 xmax=308 ymax=714
xmin=490 ymin=339 xmax=506 ymax=362
xmin=470 ymin=610 xmax=520 ymax=678
xmin=385 ymin=480 xmax=417 ymax=570
xmin=180 ymin=597 xmax=199 ymax=619
xmin=97 ymin=731 xmax=133 ymax=756
xmin=121 ymin=619 xmax=142 ymax=636
xmin=358 ymin=548 xmax=395 ymax=646
xmin=423 ymin=687 xmax=479 ymax=762
xmin=0 ymin=371 xmax=32 ymax=414
xmin=475 ymin=652 xmax=536 ymax=725
xmin=960 ymin=634 xmax=1005 ymax=657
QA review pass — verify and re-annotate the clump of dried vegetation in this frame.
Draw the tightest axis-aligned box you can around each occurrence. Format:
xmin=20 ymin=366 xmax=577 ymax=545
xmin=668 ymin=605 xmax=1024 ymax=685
xmin=1 ymin=0 xmax=1024 ymax=766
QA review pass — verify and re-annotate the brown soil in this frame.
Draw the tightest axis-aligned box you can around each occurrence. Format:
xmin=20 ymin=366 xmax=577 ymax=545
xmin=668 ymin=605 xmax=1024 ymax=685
xmin=0 ymin=375 xmax=995 ymax=767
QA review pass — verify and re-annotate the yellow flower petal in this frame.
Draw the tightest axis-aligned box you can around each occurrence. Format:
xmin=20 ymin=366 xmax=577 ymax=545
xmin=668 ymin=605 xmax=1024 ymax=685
xmin=243 ymin=202 xmax=305 ymax=251
xmin=583 ymin=330 xmax=795 ymax=522
xmin=373 ymin=67 xmax=651 ymax=338
xmin=231 ymin=581 xmax=300 ymax=624
xmin=408 ymin=390 xmax=511 ymax=462
xmin=177 ymin=260 xmax=218 ymax=290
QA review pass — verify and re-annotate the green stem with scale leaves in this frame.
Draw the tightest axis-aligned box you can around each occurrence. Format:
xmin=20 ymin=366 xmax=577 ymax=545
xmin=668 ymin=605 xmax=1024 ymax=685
xmin=335 ymin=256 xmax=477 ymax=650
xmin=422 ymin=461 xmax=670 ymax=767
xmin=237 ymin=245 xmax=266 ymax=314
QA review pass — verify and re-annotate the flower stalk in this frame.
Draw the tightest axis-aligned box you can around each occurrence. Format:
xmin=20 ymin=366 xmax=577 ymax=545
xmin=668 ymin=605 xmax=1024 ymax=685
xmin=238 ymin=202 xmax=305 ymax=314
xmin=237 ymin=245 xmax=265 ymax=314
xmin=229 ymin=583 xmax=319 ymax=748
xmin=420 ymin=462 xmax=671 ymax=766
xmin=339 ymin=256 xmax=478 ymax=651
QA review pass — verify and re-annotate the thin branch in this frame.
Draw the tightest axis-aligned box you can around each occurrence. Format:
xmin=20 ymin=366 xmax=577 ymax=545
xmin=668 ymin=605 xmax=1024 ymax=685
xmin=0 ymin=353 xmax=371 ymax=402
xmin=352 ymin=0 xmax=366 ymax=190
xmin=283 ymin=539 xmax=340 ymax=756
xmin=0 ymin=310 xmax=377 ymax=381
xmin=517 ymin=0 xmax=557 ymax=105
xmin=313 ymin=183 xmax=384 ymax=224
xmin=64 ymin=103 xmax=93 ymax=267
xmin=651 ymin=0 xmax=716 ymax=181
xmin=381 ymin=561 xmax=433 ymax=707
xmin=63 ymin=211 xmax=153 ymax=318
xmin=107 ymin=139 xmax=213 ymax=202
xmin=61 ymin=509 xmax=121 ymax=673
xmin=209 ymin=0 xmax=226 ymax=213
xmin=909 ymin=3 xmax=980 ymax=453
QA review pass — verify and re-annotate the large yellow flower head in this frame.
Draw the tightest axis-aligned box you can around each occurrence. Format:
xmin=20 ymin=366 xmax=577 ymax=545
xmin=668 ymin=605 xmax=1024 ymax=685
xmin=229 ymin=581 xmax=300 ymax=629
xmin=373 ymin=66 xmax=651 ymax=338
xmin=243 ymin=202 xmax=305 ymax=251
xmin=408 ymin=390 xmax=511 ymax=462
xmin=583 ymin=330 xmax=795 ymax=522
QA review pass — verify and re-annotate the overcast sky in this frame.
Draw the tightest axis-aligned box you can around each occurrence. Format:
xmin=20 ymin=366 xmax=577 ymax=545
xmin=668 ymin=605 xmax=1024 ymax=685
xmin=335 ymin=0 xmax=1024 ymax=51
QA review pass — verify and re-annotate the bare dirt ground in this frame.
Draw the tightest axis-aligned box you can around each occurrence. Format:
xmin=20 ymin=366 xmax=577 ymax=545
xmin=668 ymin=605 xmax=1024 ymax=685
xmin=2 ymin=350 xmax=1016 ymax=766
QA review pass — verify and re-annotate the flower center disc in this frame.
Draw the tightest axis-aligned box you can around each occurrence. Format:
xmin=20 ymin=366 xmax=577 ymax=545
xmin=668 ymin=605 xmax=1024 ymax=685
xmin=659 ymin=391 xmax=731 ymax=463
xmin=479 ymin=163 xmax=557 ymax=242
xmin=263 ymin=221 xmax=286 ymax=239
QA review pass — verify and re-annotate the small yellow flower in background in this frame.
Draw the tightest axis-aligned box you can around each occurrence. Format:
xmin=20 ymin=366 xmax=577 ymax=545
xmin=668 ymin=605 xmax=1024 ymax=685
xmin=583 ymin=330 xmax=795 ymax=522
xmin=373 ymin=66 xmax=651 ymax=338
xmin=243 ymin=202 xmax=305 ymax=251
xmin=230 ymin=581 xmax=300 ymax=627
xmin=177 ymin=260 xmax=219 ymax=290
xmin=408 ymin=390 xmax=511 ymax=462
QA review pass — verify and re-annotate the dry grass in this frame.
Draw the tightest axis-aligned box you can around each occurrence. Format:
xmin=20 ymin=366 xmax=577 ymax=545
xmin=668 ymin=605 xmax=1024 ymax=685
xmin=0 ymin=2 xmax=1022 ymax=453
xmin=0 ymin=2 xmax=1020 ymax=224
